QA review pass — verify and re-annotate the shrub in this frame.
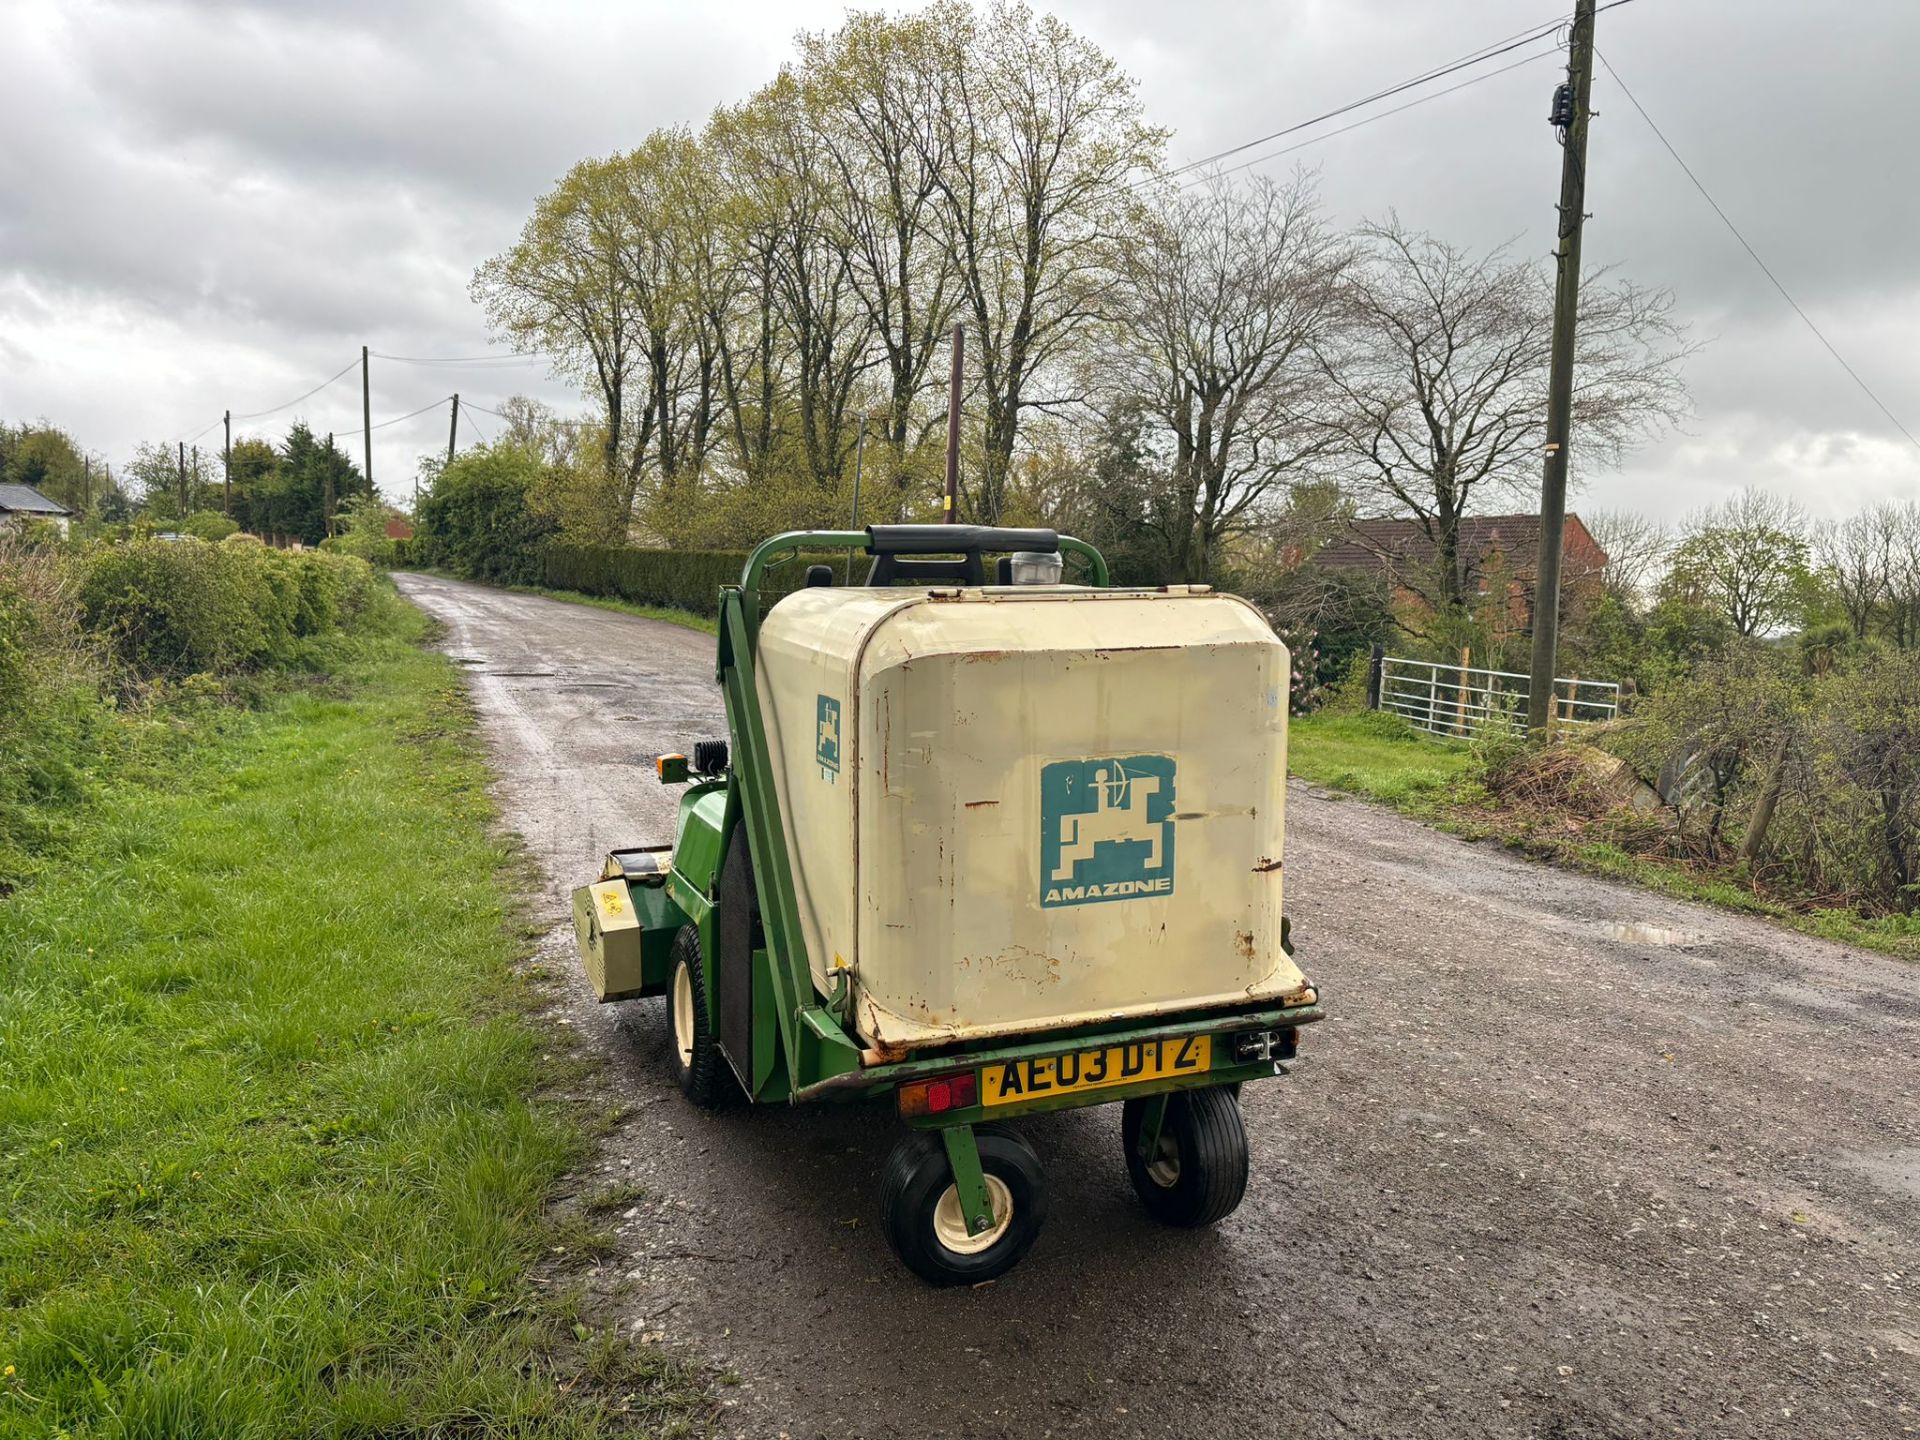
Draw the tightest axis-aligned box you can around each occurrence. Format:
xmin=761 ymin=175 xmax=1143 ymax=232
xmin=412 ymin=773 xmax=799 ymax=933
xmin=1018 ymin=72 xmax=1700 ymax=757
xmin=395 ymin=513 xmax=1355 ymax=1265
xmin=182 ymin=510 xmax=240 ymax=542
xmin=415 ymin=446 xmax=555 ymax=584
xmin=75 ymin=540 xmax=381 ymax=679
xmin=323 ymin=530 xmax=397 ymax=566
xmin=0 ymin=536 xmax=109 ymax=883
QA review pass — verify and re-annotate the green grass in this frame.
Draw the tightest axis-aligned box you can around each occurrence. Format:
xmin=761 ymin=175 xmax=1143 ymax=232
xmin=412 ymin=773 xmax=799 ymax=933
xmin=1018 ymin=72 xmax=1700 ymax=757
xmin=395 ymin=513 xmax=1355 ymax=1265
xmin=1287 ymin=709 xmax=1473 ymax=808
xmin=0 ymin=607 xmax=709 ymax=1437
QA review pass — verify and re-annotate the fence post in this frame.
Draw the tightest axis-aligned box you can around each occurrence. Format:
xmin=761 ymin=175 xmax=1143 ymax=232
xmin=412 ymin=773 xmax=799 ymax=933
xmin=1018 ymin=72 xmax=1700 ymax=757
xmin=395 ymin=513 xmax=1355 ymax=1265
xmin=1455 ymin=646 xmax=1470 ymax=736
xmin=1367 ymin=644 xmax=1385 ymax=711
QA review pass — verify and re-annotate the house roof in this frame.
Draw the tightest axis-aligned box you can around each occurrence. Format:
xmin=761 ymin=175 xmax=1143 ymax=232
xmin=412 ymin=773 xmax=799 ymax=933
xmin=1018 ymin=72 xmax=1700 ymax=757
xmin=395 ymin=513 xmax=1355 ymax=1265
xmin=0 ymin=483 xmax=73 ymax=516
xmin=1315 ymin=513 xmax=1604 ymax=577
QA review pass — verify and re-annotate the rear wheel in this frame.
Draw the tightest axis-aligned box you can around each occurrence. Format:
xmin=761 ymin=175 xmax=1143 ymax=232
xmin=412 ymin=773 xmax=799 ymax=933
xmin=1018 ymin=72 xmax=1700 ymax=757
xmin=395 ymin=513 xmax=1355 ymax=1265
xmin=665 ymin=926 xmax=731 ymax=1108
xmin=879 ymin=1128 xmax=1047 ymax=1286
xmin=1121 ymin=1088 xmax=1249 ymax=1227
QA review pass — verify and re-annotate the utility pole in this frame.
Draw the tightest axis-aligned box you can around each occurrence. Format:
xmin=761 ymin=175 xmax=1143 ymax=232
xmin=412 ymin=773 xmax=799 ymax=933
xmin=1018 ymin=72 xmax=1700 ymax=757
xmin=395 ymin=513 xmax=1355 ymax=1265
xmin=847 ymin=412 xmax=871 ymax=583
xmin=83 ymin=457 xmax=91 ymax=512
xmin=223 ymin=409 xmax=232 ymax=517
xmin=447 ymin=393 xmax=460 ymax=466
xmin=1526 ymin=0 xmax=1596 ymax=735
xmin=361 ymin=345 xmax=374 ymax=494
xmin=324 ymin=432 xmax=337 ymax=536
xmin=944 ymin=324 xmax=963 ymax=524
xmin=177 ymin=440 xmax=187 ymax=515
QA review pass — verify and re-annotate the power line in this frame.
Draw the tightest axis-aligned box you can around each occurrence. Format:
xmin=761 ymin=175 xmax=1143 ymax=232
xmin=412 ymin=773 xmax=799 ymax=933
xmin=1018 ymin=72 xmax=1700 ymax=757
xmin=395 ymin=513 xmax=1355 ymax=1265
xmin=336 ymin=395 xmax=455 ymax=438
xmin=370 ymin=351 xmax=551 ymax=365
xmin=1184 ymin=45 xmax=1559 ymax=188
xmin=1147 ymin=0 xmax=1644 ymax=193
xmin=461 ymin=406 xmax=491 ymax=445
xmin=1597 ymin=49 xmax=1920 ymax=452
xmin=462 ymin=400 xmax=591 ymax=429
xmin=231 ymin=356 xmax=361 ymax=422
xmin=1155 ymin=18 xmax=1563 ymax=185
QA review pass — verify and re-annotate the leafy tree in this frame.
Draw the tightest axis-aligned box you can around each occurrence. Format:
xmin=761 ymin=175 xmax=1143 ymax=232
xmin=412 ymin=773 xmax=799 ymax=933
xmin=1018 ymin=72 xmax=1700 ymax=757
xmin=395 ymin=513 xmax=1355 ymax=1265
xmin=1664 ymin=488 xmax=1812 ymax=638
xmin=918 ymin=1 xmax=1165 ymax=522
xmin=3 ymin=424 xmax=88 ymax=510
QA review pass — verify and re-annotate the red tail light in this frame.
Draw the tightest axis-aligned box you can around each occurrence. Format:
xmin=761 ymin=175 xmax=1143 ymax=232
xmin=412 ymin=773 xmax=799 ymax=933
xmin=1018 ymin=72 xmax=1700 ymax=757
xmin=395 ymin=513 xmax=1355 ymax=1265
xmin=898 ymin=1070 xmax=979 ymax=1118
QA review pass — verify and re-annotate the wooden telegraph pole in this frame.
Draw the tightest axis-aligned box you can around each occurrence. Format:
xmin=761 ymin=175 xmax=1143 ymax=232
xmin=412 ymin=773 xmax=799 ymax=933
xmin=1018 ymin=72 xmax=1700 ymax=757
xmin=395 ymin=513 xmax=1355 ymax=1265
xmin=324 ymin=432 xmax=337 ymax=536
xmin=943 ymin=324 xmax=963 ymax=524
xmin=361 ymin=346 xmax=374 ymax=493
xmin=447 ymin=393 xmax=460 ymax=465
xmin=223 ymin=409 xmax=232 ymax=517
xmin=1526 ymin=0 xmax=1596 ymax=735
xmin=177 ymin=440 xmax=188 ymax=514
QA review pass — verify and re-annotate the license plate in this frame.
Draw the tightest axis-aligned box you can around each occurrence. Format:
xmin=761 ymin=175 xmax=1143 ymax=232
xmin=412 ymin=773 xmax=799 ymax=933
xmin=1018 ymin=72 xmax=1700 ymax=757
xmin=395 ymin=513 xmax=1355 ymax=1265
xmin=981 ymin=1035 xmax=1212 ymax=1106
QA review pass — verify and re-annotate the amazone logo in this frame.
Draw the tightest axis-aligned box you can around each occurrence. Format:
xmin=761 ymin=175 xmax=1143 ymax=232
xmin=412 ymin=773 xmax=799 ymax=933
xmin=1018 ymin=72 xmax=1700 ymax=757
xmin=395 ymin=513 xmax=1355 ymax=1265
xmin=1042 ymin=877 xmax=1173 ymax=904
xmin=1038 ymin=755 xmax=1176 ymax=908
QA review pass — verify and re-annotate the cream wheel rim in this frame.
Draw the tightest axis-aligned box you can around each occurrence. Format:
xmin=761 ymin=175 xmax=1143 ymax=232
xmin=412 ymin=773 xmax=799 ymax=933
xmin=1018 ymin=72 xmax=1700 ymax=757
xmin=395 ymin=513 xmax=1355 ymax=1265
xmin=672 ymin=963 xmax=695 ymax=1068
xmin=1144 ymin=1130 xmax=1182 ymax=1189
xmin=932 ymin=1174 xmax=1014 ymax=1255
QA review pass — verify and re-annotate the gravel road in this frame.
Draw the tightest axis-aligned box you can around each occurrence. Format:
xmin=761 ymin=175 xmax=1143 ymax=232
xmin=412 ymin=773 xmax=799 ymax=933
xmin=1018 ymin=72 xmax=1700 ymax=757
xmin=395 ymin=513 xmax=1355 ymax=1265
xmin=395 ymin=572 xmax=1918 ymax=1440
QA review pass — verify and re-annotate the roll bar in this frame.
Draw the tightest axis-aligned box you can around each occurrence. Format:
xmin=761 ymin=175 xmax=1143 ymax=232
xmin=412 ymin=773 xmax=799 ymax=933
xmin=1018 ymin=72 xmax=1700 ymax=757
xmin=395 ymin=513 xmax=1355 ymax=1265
xmin=738 ymin=526 xmax=1108 ymax=602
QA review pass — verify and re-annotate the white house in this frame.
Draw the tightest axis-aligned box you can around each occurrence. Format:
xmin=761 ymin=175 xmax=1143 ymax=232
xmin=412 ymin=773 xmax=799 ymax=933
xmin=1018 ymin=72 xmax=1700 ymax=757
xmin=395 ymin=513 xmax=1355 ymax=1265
xmin=0 ymin=483 xmax=73 ymax=537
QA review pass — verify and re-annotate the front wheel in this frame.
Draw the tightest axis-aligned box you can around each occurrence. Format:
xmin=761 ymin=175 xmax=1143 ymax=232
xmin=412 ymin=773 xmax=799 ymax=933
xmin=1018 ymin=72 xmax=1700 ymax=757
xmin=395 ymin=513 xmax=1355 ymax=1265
xmin=665 ymin=926 xmax=731 ymax=1108
xmin=1121 ymin=1088 xmax=1250 ymax=1227
xmin=879 ymin=1128 xmax=1047 ymax=1286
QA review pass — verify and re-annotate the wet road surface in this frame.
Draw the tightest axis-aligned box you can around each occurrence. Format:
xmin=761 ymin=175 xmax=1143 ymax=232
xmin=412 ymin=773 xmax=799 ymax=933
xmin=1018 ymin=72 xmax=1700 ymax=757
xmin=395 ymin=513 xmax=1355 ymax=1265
xmin=395 ymin=572 xmax=1919 ymax=1440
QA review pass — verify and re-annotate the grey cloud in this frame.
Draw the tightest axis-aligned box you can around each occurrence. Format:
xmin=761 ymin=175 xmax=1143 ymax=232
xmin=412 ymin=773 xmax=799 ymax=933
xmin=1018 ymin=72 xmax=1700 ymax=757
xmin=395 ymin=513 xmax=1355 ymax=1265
xmin=3 ymin=0 xmax=1916 ymax=513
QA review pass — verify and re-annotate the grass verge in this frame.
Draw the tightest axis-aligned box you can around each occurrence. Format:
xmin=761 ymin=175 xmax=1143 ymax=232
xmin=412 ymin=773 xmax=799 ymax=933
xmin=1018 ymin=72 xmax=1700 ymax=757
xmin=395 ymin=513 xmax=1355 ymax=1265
xmin=1287 ymin=709 xmax=1473 ymax=810
xmin=1288 ymin=706 xmax=1918 ymax=964
xmin=0 ymin=606 xmax=710 ymax=1437
xmin=518 ymin=585 xmax=716 ymax=635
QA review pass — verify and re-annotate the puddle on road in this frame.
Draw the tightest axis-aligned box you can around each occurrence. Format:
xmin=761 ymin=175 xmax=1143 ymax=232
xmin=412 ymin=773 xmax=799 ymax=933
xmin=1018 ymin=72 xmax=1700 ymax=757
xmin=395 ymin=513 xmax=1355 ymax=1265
xmin=1605 ymin=921 xmax=1696 ymax=947
xmin=1842 ymin=1148 xmax=1920 ymax=1202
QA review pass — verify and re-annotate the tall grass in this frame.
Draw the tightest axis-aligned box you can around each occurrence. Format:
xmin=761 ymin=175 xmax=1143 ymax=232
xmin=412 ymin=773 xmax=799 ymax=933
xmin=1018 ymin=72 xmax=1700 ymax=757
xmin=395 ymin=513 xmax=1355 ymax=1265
xmin=0 ymin=609 xmax=708 ymax=1437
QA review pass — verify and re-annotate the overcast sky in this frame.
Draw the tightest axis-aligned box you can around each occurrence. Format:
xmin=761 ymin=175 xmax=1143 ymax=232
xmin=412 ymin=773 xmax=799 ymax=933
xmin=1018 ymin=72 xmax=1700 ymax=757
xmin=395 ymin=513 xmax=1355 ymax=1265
xmin=3 ymin=0 xmax=1916 ymax=522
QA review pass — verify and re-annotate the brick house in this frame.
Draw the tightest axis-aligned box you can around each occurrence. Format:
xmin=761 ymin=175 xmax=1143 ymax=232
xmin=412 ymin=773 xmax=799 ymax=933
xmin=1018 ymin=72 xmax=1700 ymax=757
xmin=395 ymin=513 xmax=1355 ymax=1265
xmin=1314 ymin=513 xmax=1608 ymax=634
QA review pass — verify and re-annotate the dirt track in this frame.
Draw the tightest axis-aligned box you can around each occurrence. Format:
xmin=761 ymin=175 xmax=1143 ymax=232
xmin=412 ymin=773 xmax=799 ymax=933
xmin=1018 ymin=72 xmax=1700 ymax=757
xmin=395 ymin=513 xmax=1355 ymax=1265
xmin=396 ymin=572 xmax=1918 ymax=1440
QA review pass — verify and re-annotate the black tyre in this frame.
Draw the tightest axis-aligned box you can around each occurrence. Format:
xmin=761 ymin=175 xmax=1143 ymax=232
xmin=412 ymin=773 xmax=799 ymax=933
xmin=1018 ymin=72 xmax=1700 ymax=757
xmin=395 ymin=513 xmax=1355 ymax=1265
xmin=665 ymin=925 xmax=731 ymax=1108
xmin=1121 ymin=1087 xmax=1249 ymax=1228
xmin=879 ymin=1127 xmax=1047 ymax=1286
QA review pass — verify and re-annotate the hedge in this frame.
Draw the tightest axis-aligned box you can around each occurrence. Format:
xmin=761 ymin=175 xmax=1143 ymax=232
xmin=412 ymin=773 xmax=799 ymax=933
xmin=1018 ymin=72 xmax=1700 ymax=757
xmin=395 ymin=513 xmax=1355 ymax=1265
xmin=543 ymin=545 xmax=847 ymax=618
xmin=76 ymin=540 xmax=381 ymax=678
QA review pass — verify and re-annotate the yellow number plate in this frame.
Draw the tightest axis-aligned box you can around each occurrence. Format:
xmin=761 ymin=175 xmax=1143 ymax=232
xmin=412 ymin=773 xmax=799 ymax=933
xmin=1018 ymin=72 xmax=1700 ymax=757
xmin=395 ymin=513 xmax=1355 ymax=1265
xmin=981 ymin=1035 xmax=1212 ymax=1106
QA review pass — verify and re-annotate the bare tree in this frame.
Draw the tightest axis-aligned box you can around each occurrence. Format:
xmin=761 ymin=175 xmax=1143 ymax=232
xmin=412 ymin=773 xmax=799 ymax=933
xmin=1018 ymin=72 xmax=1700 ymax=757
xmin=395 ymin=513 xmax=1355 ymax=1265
xmin=1104 ymin=171 xmax=1349 ymax=582
xmin=1886 ymin=501 xmax=1920 ymax=650
xmin=1585 ymin=507 xmax=1670 ymax=607
xmin=1320 ymin=217 xmax=1691 ymax=616
xmin=1815 ymin=503 xmax=1899 ymax=640
xmin=920 ymin=1 xmax=1164 ymax=522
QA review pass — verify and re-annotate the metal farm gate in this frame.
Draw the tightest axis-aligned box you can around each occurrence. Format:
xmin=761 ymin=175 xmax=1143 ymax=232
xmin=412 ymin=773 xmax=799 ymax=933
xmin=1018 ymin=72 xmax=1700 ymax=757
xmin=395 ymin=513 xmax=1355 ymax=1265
xmin=1372 ymin=653 xmax=1619 ymax=739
